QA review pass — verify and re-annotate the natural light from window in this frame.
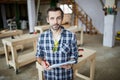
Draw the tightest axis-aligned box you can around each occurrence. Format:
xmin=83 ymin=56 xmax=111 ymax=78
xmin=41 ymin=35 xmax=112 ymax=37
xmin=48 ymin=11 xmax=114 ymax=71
xmin=60 ymin=4 xmax=72 ymax=14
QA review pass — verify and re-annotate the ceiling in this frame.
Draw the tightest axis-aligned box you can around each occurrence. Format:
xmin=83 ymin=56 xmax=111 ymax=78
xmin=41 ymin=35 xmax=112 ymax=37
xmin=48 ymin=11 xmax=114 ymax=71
xmin=0 ymin=0 xmax=119 ymax=4
xmin=0 ymin=0 xmax=26 ymax=4
xmin=0 ymin=0 xmax=51 ymax=4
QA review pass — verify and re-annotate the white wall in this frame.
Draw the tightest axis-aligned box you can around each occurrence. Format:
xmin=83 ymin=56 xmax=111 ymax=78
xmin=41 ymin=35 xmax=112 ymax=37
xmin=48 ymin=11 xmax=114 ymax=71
xmin=75 ymin=0 xmax=120 ymax=34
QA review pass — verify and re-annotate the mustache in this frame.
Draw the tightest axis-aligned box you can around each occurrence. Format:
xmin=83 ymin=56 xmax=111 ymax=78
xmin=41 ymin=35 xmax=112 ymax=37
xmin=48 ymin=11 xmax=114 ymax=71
xmin=53 ymin=24 xmax=59 ymax=26
xmin=49 ymin=24 xmax=59 ymax=27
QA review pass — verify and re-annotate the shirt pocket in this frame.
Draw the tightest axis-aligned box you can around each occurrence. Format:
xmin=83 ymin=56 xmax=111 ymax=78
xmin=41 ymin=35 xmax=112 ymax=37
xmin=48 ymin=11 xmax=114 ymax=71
xmin=60 ymin=43 xmax=70 ymax=54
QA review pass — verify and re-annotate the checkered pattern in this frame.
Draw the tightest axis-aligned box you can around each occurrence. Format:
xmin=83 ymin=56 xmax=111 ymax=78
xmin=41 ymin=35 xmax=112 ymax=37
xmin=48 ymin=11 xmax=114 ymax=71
xmin=36 ymin=27 xmax=78 ymax=80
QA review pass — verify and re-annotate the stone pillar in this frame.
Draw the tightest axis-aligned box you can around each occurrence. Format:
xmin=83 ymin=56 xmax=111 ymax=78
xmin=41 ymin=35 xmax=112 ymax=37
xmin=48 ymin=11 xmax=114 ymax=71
xmin=27 ymin=0 xmax=36 ymax=32
xmin=103 ymin=0 xmax=115 ymax=47
xmin=1 ymin=4 xmax=7 ymax=28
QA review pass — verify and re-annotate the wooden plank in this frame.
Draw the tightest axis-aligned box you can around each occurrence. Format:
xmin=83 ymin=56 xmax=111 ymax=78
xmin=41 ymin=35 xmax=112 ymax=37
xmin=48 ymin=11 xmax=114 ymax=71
xmin=0 ymin=30 xmax=23 ymax=38
xmin=90 ymin=57 xmax=96 ymax=80
xmin=36 ymin=62 xmax=44 ymax=71
xmin=75 ymin=70 xmax=90 ymax=80
xmin=0 ymin=45 xmax=23 ymax=55
xmin=65 ymin=26 xmax=79 ymax=32
xmin=10 ymin=45 xmax=18 ymax=70
xmin=18 ymin=51 xmax=36 ymax=67
xmin=2 ymin=34 xmax=38 ymax=46
xmin=34 ymin=25 xmax=50 ymax=33
xmin=36 ymin=62 xmax=44 ymax=80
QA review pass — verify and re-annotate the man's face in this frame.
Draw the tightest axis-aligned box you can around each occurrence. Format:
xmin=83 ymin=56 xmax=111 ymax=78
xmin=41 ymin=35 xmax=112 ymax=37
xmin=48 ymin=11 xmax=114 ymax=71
xmin=47 ymin=11 xmax=63 ymax=30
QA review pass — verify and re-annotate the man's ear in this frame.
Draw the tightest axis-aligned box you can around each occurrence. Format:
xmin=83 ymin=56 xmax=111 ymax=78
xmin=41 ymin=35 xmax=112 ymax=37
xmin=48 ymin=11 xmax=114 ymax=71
xmin=46 ymin=17 xmax=49 ymax=23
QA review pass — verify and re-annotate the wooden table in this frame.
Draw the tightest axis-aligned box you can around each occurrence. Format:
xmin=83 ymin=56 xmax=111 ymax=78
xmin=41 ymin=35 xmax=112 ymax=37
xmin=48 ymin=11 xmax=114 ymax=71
xmin=2 ymin=33 xmax=39 ymax=74
xmin=0 ymin=30 xmax=23 ymax=55
xmin=65 ymin=26 xmax=84 ymax=46
xmin=34 ymin=25 xmax=50 ymax=33
xmin=73 ymin=47 xmax=96 ymax=80
xmin=0 ymin=30 xmax=23 ymax=38
xmin=36 ymin=47 xmax=96 ymax=80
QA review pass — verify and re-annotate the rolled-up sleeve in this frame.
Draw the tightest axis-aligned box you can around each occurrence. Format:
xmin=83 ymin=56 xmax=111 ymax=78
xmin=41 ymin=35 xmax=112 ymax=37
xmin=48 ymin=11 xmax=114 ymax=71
xmin=36 ymin=35 xmax=44 ymax=58
xmin=70 ymin=34 xmax=78 ymax=63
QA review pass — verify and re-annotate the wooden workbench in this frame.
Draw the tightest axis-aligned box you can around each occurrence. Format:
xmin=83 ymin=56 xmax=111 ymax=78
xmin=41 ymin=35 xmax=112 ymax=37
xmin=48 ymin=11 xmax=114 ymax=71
xmin=65 ymin=26 xmax=83 ymax=46
xmin=0 ymin=30 xmax=23 ymax=55
xmin=0 ymin=44 xmax=23 ymax=55
xmin=34 ymin=25 xmax=50 ymax=33
xmin=73 ymin=47 xmax=96 ymax=80
xmin=2 ymin=33 xmax=39 ymax=73
xmin=36 ymin=47 xmax=96 ymax=80
xmin=0 ymin=30 xmax=23 ymax=38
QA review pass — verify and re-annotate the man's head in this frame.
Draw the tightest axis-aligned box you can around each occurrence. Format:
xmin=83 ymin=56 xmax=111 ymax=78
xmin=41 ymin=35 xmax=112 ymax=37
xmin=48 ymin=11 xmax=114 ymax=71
xmin=47 ymin=7 xmax=64 ymax=19
xmin=46 ymin=7 xmax=64 ymax=31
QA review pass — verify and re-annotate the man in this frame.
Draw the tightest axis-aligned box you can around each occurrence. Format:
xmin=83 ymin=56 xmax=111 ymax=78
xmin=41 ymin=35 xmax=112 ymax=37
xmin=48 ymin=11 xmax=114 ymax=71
xmin=36 ymin=7 xmax=78 ymax=80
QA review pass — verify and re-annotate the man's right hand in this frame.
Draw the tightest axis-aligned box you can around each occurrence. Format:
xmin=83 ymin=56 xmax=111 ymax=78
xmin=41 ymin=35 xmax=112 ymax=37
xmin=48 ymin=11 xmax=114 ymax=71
xmin=41 ymin=60 xmax=51 ymax=70
xmin=37 ymin=58 xmax=51 ymax=70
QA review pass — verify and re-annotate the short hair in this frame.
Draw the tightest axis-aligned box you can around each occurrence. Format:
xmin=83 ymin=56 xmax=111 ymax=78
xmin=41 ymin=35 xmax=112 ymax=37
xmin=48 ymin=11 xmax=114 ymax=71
xmin=47 ymin=7 xmax=64 ymax=18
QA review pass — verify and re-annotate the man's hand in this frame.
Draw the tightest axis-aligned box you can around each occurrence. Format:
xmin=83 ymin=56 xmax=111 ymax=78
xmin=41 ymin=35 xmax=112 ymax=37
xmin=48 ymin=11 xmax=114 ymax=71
xmin=41 ymin=60 xmax=51 ymax=70
xmin=61 ymin=64 xmax=72 ymax=69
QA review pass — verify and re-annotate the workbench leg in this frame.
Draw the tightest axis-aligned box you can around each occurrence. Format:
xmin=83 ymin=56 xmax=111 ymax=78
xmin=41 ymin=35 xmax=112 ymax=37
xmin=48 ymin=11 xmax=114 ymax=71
xmin=72 ymin=70 xmax=75 ymax=80
xmin=11 ymin=46 xmax=19 ymax=74
xmin=8 ymin=64 xmax=12 ymax=69
xmin=15 ymin=69 xmax=19 ymax=74
xmin=80 ymin=27 xmax=83 ymax=46
xmin=3 ymin=44 xmax=10 ymax=65
xmin=90 ymin=58 xmax=96 ymax=80
xmin=38 ymin=70 xmax=44 ymax=80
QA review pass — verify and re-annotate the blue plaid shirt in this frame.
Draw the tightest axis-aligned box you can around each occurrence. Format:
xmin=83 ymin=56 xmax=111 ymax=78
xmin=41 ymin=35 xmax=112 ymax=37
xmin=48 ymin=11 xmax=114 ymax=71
xmin=36 ymin=27 xmax=78 ymax=80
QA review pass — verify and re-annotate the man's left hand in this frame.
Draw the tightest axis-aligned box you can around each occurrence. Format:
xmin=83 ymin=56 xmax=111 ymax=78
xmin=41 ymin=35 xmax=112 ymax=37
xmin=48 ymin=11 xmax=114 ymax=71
xmin=61 ymin=64 xmax=72 ymax=69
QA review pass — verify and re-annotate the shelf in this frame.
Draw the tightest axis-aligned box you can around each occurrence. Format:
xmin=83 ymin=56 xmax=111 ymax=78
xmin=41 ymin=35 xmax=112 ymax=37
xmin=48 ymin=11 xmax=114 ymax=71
xmin=18 ymin=51 xmax=36 ymax=67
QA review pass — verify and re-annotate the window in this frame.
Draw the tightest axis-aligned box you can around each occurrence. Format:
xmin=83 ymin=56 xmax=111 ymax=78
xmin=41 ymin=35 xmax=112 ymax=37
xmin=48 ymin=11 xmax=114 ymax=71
xmin=60 ymin=4 xmax=72 ymax=14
